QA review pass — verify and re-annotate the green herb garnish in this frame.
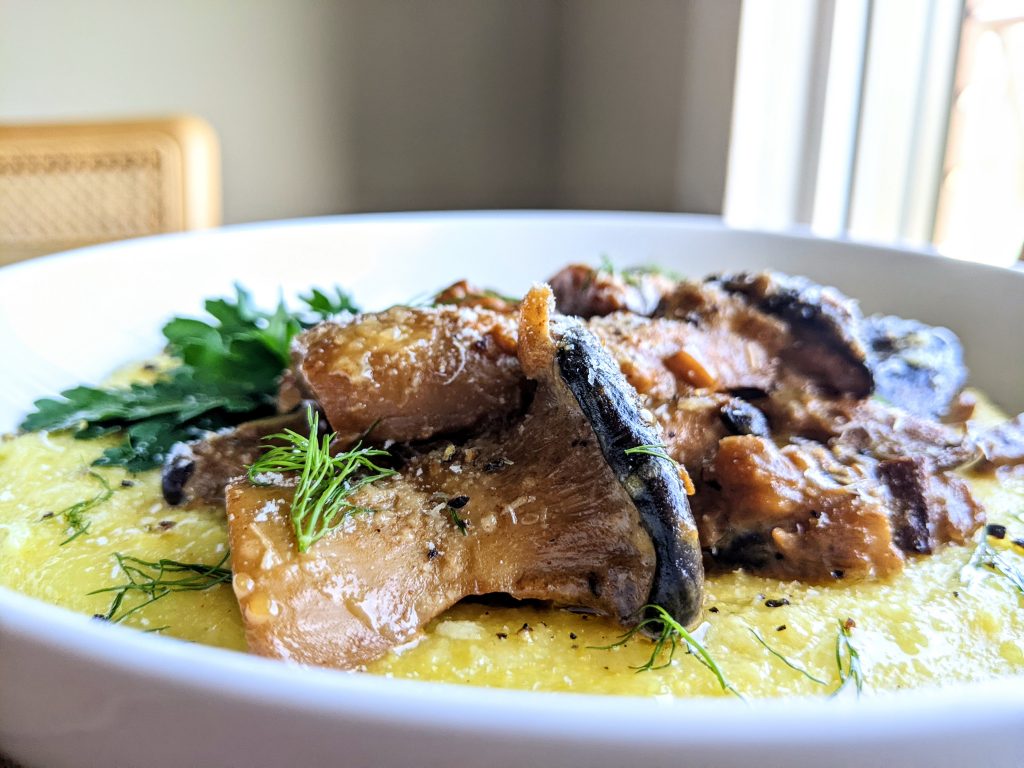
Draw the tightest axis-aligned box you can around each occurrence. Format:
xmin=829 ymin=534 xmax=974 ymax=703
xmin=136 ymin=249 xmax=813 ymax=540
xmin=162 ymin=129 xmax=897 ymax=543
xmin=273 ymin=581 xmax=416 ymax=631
xmin=593 ymin=604 xmax=742 ymax=698
xmin=446 ymin=496 xmax=470 ymax=535
xmin=53 ymin=470 xmax=114 ymax=545
xmin=748 ymin=628 xmax=828 ymax=686
xmin=448 ymin=508 xmax=468 ymax=534
xmin=247 ymin=408 xmax=396 ymax=552
xmin=20 ymin=284 xmax=356 ymax=472
xmin=624 ymin=444 xmax=677 ymax=464
xmin=300 ymin=287 xmax=358 ymax=320
xmin=832 ymin=619 xmax=864 ymax=696
xmin=587 ymin=258 xmax=681 ymax=289
xmin=580 ymin=255 xmax=615 ymax=291
xmin=966 ymin=530 xmax=1024 ymax=596
xmin=621 ymin=264 xmax=682 ymax=288
xmin=90 ymin=553 xmax=232 ymax=625
xmin=597 ymin=254 xmax=617 ymax=276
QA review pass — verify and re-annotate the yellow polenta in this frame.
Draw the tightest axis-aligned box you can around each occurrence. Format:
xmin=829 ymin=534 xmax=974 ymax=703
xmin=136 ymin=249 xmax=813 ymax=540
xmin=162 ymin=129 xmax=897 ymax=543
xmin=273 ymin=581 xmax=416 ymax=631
xmin=1 ymin=382 xmax=1021 ymax=698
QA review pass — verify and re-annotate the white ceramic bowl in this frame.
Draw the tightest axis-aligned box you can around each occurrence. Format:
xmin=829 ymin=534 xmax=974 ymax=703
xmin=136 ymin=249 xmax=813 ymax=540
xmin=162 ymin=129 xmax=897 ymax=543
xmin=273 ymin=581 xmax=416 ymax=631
xmin=1 ymin=212 xmax=1022 ymax=768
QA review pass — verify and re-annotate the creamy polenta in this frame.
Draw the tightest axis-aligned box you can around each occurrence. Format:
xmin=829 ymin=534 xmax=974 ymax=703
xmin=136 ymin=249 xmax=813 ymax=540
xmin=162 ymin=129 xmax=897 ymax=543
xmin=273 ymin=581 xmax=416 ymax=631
xmin=1 ymin=377 xmax=1021 ymax=698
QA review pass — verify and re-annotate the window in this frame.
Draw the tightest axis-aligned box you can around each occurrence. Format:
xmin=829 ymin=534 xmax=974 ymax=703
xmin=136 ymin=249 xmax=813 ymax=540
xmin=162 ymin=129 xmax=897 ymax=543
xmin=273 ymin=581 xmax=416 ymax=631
xmin=934 ymin=0 xmax=1024 ymax=265
xmin=725 ymin=0 xmax=1023 ymax=267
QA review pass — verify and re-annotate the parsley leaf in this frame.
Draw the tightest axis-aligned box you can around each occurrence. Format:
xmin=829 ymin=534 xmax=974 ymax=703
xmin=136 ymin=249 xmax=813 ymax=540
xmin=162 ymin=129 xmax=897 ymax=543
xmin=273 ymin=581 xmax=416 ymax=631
xmin=20 ymin=284 xmax=357 ymax=472
xmin=300 ymin=287 xmax=359 ymax=320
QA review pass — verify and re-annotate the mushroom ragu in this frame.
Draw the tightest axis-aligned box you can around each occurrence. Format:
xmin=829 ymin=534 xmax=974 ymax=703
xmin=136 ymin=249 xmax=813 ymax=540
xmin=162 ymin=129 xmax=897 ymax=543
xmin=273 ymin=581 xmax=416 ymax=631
xmin=154 ymin=264 xmax=1024 ymax=672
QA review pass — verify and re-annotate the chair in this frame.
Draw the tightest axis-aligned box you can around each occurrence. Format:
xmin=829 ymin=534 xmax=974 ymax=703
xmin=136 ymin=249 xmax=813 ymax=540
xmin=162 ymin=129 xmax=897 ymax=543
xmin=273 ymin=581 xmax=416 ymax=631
xmin=0 ymin=116 xmax=221 ymax=266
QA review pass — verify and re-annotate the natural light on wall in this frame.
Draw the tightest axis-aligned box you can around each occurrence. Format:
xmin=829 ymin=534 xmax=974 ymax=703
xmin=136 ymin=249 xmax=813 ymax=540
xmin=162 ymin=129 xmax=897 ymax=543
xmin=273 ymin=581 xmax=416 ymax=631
xmin=725 ymin=0 xmax=1024 ymax=267
xmin=935 ymin=0 xmax=1024 ymax=265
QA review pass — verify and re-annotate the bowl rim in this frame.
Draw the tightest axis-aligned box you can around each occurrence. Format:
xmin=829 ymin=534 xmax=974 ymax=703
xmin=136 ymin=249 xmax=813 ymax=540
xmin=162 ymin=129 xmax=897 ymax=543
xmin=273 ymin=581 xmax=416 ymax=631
xmin=2 ymin=210 xmax=1022 ymax=748
xmin=4 ymin=207 xmax=1020 ymax=281
xmin=5 ymin=583 xmax=1024 ymax=746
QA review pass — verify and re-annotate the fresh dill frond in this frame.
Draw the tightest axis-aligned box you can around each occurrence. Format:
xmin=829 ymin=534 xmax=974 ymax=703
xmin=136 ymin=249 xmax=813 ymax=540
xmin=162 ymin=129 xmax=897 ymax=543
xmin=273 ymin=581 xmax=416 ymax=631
xmin=590 ymin=259 xmax=682 ymax=288
xmin=446 ymin=496 xmax=470 ymax=536
xmin=248 ymin=407 xmax=397 ymax=552
xmin=832 ymin=619 xmax=864 ymax=697
xmin=748 ymin=628 xmax=828 ymax=686
xmin=53 ymin=470 xmax=114 ymax=545
xmin=620 ymin=264 xmax=683 ymax=288
xmin=624 ymin=444 xmax=677 ymax=464
xmin=592 ymin=604 xmax=743 ymax=698
xmin=597 ymin=254 xmax=617 ymax=276
xmin=965 ymin=529 xmax=1024 ymax=597
xmin=624 ymin=443 xmax=694 ymax=494
xmin=402 ymin=291 xmax=437 ymax=309
xmin=579 ymin=255 xmax=616 ymax=292
xmin=448 ymin=508 xmax=468 ymax=535
xmin=90 ymin=553 xmax=232 ymax=625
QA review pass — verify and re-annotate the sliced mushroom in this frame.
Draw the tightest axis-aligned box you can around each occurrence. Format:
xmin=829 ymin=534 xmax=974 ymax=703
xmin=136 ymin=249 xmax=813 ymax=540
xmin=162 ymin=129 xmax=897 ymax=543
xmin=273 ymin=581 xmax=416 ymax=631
xmin=226 ymin=285 xmax=703 ymax=669
xmin=162 ymin=408 xmax=321 ymax=507
xmin=710 ymin=272 xmax=874 ymax=397
xmin=432 ymin=279 xmax=519 ymax=313
xmin=695 ymin=434 xmax=983 ymax=580
xmin=586 ymin=311 xmax=779 ymax=402
xmin=861 ymin=314 xmax=967 ymax=419
xmin=973 ymin=413 xmax=1024 ymax=468
xmin=549 ymin=263 xmax=676 ymax=318
xmin=290 ymin=304 xmax=523 ymax=446
xmin=828 ymin=399 xmax=979 ymax=471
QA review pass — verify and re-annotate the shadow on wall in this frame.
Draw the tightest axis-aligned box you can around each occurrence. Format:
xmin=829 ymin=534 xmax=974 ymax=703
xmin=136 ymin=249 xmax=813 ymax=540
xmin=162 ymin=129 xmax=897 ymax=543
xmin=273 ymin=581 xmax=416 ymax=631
xmin=347 ymin=1 xmax=742 ymax=215
xmin=0 ymin=0 xmax=741 ymax=223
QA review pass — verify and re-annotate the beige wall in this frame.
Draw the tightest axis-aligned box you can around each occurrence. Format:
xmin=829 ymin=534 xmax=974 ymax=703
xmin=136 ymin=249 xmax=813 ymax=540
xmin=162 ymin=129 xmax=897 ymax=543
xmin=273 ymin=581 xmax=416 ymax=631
xmin=0 ymin=0 xmax=355 ymax=223
xmin=556 ymin=1 xmax=740 ymax=214
xmin=346 ymin=0 xmax=560 ymax=210
xmin=0 ymin=0 xmax=740 ymax=223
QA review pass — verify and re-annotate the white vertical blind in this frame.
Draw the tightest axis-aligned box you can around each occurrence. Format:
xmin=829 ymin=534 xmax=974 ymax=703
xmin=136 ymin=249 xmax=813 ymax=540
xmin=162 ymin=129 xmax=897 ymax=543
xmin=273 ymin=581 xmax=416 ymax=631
xmin=725 ymin=0 xmax=976 ymax=257
xmin=935 ymin=1 xmax=1024 ymax=266
xmin=812 ymin=0 xmax=872 ymax=237
xmin=723 ymin=0 xmax=832 ymax=231
xmin=846 ymin=0 xmax=963 ymax=246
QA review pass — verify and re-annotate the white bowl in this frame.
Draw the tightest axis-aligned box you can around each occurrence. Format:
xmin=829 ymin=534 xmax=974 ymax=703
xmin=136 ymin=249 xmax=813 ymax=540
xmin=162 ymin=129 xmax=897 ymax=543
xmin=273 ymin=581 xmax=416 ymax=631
xmin=1 ymin=212 xmax=1022 ymax=768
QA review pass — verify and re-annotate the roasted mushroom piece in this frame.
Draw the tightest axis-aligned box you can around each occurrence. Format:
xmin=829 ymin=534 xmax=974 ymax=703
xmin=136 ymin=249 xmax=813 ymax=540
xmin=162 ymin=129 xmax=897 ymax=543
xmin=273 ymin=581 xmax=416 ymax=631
xmin=164 ymin=306 xmax=525 ymax=509
xmin=432 ymin=279 xmax=520 ymax=313
xmin=290 ymin=304 xmax=523 ymax=446
xmin=162 ymin=408 xmax=322 ymax=507
xmin=705 ymin=271 xmax=874 ymax=397
xmin=974 ymin=413 xmax=1024 ymax=469
xmin=694 ymin=433 xmax=983 ymax=580
xmin=861 ymin=314 xmax=968 ymax=420
xmin=549 ymin=263 xmax=676 ymax=318
xmin=226 ymin=286 xmax=703 ymax=670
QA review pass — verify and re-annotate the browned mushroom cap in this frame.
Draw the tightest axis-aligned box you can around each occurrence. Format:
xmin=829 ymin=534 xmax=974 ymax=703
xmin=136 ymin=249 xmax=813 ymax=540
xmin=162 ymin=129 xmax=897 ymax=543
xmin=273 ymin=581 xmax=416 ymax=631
xmin=226 ymin=286 xmax=703 ymax=670
xmin=711 ymin=271 xmax=874 ymax=397
xmin=861 ymin=314 xmax=967 ymax=420
xmin=289 ymin=304 xmax=523 ymax=446
xmin=656 ymin=273 xmax=873 ymax=398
